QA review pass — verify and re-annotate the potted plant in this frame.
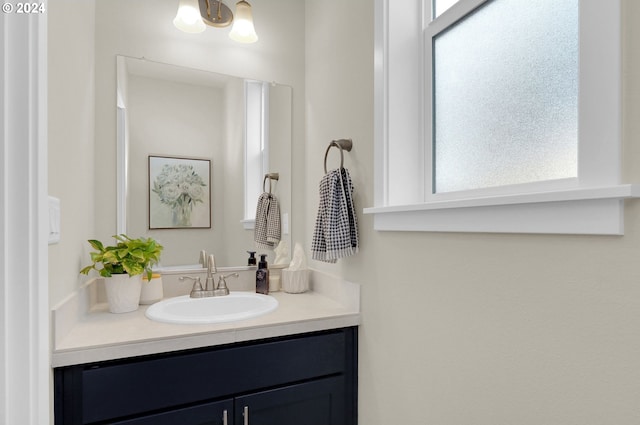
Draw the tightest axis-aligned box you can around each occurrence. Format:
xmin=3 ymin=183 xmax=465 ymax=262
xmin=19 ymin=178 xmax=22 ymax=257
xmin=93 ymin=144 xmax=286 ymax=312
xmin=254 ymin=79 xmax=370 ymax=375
xmin=80 ymin=234 xmax=163 ymax=313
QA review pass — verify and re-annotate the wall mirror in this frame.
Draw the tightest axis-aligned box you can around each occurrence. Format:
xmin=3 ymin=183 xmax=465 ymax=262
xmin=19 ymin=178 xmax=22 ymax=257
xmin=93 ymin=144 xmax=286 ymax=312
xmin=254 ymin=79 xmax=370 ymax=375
xmin=116 ymin=55 xmax=292 ymax=268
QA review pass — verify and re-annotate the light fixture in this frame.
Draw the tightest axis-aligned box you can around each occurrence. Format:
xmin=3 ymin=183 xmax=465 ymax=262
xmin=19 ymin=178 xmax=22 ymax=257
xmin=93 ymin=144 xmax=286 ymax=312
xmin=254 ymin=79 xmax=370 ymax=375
xmin=229 ymin=1 xmax=258 ymax=43
xmin=200 ymin=0 xmax=234 ymax=28
xmin=173 ymin=0 xmax=206 ymax=33
xmin=173 ymin=0 xmax=258 ymax=44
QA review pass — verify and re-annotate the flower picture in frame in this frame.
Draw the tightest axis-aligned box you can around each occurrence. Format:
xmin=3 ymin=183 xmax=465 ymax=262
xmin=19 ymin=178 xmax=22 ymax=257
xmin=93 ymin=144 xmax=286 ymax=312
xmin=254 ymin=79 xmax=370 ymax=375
xmin=149 ymin=155 xmax=211 ymax=229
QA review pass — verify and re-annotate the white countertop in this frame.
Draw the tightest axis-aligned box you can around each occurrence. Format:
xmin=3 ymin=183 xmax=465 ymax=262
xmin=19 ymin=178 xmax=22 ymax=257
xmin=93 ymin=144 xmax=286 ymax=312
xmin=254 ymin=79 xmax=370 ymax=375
xmin=51 ymin=271 xmax=360 ymax=367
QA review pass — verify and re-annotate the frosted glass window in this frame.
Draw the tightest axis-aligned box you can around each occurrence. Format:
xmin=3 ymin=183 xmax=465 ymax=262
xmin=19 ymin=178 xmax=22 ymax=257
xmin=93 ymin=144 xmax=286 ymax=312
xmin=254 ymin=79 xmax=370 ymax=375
xmin=433 ymin=0 xmax=578 ymax=194
xmin=434 ymin=0 xmax=460 ymax=18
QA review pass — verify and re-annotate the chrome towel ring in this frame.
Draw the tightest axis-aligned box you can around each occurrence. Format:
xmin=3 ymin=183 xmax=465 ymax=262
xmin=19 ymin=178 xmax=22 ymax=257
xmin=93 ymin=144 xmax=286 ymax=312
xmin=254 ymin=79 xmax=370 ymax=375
xmin=324 ymin=139 xmax=353 ymax=173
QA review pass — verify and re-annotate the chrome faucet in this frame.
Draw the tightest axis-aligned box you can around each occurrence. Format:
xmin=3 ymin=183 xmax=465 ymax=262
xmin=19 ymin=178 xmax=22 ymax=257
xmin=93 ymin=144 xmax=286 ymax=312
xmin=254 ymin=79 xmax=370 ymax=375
xmin=204 ymin=254 xmax=217 ymax=291
xmin=180 ymin=254 xmax=238 ymax=298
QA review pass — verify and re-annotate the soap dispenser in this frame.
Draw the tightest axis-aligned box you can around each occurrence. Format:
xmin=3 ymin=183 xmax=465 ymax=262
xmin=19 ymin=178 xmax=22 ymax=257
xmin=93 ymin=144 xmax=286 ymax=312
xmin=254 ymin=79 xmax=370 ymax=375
xmin=256 ymin=254 xmax=269 ymax=294
xmin=247 ymin=251 xmax=257 ymax=267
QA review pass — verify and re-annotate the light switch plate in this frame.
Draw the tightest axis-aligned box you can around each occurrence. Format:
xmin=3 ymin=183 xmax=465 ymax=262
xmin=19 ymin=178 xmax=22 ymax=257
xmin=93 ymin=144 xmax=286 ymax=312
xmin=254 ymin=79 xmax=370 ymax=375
xmin=48 ymin=196 xmax=60 ymax=245
xmin=282 ymin=212 xmax=289 ymax=235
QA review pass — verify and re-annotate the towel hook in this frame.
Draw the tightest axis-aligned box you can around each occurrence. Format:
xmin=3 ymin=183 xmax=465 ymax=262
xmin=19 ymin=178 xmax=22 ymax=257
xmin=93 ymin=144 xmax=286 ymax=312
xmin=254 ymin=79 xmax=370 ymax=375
xmin=324 ymin=139 xmax=353 ymax=173
xmin=263 ymin=172 xmax=279 ymax=193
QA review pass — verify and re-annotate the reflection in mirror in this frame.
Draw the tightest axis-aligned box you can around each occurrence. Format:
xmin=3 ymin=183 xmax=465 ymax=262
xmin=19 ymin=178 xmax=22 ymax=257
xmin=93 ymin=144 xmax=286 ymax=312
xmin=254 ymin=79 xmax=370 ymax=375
xmin=116 ymin=56 xmax=292 ymax=268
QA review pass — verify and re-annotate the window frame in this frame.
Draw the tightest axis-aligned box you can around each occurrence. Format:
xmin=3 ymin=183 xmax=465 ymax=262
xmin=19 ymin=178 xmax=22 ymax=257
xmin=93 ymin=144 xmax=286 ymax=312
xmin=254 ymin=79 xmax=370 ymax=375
xmin=242 ymin=80 xmax=270 ymax=229
xmin=364 ymin=0 xmax=639 ymax=235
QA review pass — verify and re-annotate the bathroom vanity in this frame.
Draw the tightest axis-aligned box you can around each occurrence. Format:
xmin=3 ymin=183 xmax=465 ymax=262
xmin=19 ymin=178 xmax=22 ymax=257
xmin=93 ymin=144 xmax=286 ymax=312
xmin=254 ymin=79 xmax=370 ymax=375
xmin=54 ymin=327 xmax=357 ymax=425
xmin=52 ymin=272 xmax=360 ymax=425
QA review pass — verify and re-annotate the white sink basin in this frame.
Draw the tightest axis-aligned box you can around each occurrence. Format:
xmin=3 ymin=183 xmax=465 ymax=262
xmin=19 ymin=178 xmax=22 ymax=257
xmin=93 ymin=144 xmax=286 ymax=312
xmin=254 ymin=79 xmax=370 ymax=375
xmin=145 ymin=292 xmax=278 ymax=325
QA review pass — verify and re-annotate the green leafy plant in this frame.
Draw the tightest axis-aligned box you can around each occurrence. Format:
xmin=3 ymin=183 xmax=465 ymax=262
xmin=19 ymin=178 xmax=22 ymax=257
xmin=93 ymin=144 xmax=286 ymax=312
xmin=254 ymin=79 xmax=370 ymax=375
xmin=80 ymin=234 xmax=163 ymax=280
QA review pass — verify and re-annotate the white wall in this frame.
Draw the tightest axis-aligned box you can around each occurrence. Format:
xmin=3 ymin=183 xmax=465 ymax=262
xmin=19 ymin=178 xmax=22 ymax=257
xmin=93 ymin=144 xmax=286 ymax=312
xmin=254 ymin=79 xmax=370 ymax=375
xmin=305 ymin=1 xmax=640 ymax=424
xmin=48 ymin=0 xmax=96 ymax=306
xmin=48 ymin=0 xmax=305 ymax=307
xmin=93 ymin=0 xmax=305 ymax=274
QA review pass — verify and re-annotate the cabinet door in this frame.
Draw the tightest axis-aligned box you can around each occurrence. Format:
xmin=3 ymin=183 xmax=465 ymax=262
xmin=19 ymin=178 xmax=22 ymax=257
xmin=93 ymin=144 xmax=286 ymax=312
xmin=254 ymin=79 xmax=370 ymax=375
xmin=111 ymin=399 xmax=233 ymax=425
xmin=234 ymin=376 xmax=348 ymax=425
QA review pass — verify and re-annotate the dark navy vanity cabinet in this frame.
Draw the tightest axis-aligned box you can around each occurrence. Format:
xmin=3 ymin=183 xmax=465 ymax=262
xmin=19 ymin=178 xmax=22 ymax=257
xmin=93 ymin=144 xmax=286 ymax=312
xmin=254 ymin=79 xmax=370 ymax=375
xmin=54 ymin=327 xmax=357 ymax=425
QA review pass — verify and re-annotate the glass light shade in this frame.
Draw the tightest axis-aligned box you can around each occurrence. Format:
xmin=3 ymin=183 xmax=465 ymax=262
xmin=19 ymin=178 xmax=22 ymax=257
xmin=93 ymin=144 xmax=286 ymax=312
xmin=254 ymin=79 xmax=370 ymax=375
xmin=173 ymin=0 xmax=206 ymax=33
xmin=229 ymin=1 xmax=258 ymax=43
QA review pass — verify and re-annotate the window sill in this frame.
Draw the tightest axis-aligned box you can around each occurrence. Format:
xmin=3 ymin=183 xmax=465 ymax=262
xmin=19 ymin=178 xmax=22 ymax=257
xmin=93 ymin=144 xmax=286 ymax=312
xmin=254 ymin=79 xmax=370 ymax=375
xmin=241 ymin=219 xmax=255 ymax=230
xmin=363 ymin=184 xmax=640 ymax=235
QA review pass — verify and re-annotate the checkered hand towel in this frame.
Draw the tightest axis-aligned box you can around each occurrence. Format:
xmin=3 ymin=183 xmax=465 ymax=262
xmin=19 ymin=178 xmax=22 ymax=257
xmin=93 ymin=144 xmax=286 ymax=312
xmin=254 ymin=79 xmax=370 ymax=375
xmin=254 ymin=193 xmax=281 ymax=250
xmin=312 ymin=168 xmax=359 ymax=263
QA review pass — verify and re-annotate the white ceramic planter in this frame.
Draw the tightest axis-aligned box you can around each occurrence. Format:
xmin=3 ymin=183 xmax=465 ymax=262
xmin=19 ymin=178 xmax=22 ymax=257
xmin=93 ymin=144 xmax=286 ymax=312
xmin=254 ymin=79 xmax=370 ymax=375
xmin=104 ymin=274 xmax=142 ymax=313
xmin=140 ymin=273 xmax=163 ymax=305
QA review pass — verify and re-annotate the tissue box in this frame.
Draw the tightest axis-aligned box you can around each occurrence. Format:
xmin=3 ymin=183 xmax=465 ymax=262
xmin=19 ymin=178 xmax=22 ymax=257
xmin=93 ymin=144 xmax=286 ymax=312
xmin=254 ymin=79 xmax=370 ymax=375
xmin=281 ymin=269 xmax=309 ymax=293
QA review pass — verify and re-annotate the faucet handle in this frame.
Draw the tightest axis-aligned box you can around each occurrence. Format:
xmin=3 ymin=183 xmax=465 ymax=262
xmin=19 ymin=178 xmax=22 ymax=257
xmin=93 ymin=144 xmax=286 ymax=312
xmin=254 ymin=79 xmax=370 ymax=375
xmin=217 ymin=273 xmax=238 ymax=292
xmin=179 ymin=276 xmax=203 ymax=292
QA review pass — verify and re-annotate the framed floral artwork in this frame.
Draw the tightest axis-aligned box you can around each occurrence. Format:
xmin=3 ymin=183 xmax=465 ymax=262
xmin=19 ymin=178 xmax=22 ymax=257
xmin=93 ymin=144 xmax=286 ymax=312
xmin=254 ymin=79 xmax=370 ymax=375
xmin=148 ymin=155 xmax=211 ymax=229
